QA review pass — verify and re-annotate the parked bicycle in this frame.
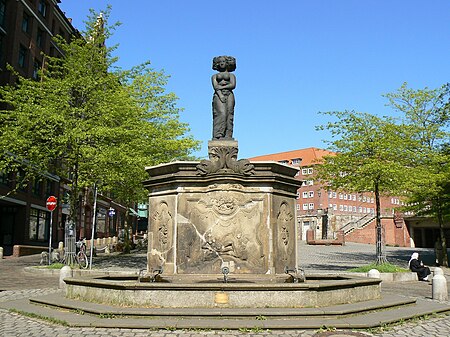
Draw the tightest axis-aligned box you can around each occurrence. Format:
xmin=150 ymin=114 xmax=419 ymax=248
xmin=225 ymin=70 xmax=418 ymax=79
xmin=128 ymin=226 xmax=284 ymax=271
xmin=75 ymin=240 xmax=89 ymax=269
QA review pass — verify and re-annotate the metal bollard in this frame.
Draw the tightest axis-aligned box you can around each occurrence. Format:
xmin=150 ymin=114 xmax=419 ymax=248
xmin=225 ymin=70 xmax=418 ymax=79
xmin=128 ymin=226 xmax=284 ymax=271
xmin=432 ymin=267 xmax=448 ymax=301
xmin=0 ymin=247 xmax=3 ymax=259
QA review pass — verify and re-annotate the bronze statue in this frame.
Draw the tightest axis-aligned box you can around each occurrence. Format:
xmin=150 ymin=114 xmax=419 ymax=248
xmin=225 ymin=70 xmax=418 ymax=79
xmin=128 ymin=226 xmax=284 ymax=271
xmin=211 ymin=56 xmax=236 ymax=139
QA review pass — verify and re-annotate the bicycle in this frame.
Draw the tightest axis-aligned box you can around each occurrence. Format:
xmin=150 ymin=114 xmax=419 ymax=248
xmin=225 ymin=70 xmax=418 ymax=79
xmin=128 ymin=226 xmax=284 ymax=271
xmin=75 ymin=240 xmax=89 ymax=269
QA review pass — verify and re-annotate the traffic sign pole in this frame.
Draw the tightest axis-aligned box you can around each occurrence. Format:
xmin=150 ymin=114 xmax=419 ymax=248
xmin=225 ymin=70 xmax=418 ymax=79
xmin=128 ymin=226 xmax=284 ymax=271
xmin=46 ymin=196 xmax=57 ymax=265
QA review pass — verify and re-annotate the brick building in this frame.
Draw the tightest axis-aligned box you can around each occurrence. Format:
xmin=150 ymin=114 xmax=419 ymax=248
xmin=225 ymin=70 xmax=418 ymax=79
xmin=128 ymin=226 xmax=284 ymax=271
xmin=250 ymin=147 xmax=414 ymax=247
xmin=0 ymin=1 xmax=130 ymax=256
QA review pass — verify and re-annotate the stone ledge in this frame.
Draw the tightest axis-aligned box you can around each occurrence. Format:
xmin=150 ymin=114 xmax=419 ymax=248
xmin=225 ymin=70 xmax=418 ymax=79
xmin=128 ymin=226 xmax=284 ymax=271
xmin=321 ymin=271 xmax=418 ymax=282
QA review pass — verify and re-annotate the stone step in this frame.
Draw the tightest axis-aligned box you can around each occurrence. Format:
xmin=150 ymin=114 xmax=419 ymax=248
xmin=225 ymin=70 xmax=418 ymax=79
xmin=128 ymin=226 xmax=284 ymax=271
xmin=30 ymin=292 xmax=415 ymax=318
xmin=0 ymin=292 xmax=448 ymax=329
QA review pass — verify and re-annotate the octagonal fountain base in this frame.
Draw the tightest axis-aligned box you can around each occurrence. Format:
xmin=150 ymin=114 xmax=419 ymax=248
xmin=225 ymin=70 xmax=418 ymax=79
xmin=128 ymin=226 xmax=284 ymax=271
xmin=64 ymin=273 xmax=381 ymax=308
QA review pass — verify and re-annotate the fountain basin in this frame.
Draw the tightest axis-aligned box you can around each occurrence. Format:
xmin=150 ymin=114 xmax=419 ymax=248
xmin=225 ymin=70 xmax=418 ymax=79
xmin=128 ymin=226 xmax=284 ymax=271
xmin=64 ymin=273 xmax=381 ymax=308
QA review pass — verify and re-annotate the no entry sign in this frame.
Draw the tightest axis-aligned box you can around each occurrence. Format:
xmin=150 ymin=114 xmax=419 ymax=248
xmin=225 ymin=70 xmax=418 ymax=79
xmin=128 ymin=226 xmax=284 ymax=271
xmin=46 ymin=196 xmax=57 ymax=212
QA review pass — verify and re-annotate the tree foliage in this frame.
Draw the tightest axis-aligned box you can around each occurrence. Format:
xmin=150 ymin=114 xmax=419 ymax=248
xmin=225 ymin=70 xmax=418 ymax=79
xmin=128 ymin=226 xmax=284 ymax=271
xmin=0 ymin=8 xmax=200 ymax=222
xmin=316 ymin=82 xmax=450 ymax=264
xmin=316 ymin=110 xmax=410 ymax=263
xmin=384 ymin=83 xmax=450 ymax=266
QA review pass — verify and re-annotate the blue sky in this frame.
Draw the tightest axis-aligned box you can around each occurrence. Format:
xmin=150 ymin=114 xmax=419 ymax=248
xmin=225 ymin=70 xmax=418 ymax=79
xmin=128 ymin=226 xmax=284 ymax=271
xmin=59 ymin=1 xmax=450 ymax=160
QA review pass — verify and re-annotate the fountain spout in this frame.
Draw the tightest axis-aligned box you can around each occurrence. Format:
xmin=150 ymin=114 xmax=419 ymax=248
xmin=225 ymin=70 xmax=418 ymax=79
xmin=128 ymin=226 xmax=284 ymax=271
xmin=151 ymin=267 xmax=163 ymax=283
xmin=221 ymin=266 xmax=230 ymax=283
xmin=284 ymin=266 xmax=306 ymax=283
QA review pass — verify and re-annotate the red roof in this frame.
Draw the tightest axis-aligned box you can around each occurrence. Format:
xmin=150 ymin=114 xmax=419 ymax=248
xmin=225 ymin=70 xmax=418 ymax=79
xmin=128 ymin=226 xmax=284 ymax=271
xmin=249 ymin=147 xmax=335 ymax=166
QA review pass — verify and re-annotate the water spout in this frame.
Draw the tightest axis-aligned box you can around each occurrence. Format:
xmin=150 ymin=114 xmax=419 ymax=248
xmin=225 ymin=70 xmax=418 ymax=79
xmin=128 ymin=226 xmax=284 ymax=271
xmin=221 ymin=266 xmax=230 ymax=283
xmin=284 ymin=266 xmax=306 ymax=283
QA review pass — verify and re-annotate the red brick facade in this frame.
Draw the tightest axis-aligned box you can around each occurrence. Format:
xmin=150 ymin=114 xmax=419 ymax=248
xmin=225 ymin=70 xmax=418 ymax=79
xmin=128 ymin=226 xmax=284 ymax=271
xmin=250 ymin=148 xmax=413 ymax=247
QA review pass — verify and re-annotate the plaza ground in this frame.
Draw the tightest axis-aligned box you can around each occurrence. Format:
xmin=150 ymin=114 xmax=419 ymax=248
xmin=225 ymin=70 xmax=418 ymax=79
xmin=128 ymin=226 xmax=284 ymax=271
xmin=0 ymin=241 xmax=450 ymax=336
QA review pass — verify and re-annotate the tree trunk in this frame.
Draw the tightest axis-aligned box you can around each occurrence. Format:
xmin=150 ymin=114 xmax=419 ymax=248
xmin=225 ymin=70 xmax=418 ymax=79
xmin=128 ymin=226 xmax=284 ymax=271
xmin=438 ymin=204 xmax=449 ymax=267
xmin=375 ymin=179 xmax=387 ymax=264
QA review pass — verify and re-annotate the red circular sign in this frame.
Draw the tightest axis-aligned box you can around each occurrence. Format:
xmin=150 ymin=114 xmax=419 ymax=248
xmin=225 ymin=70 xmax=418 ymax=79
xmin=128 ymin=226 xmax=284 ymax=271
xmin=46 ymin=196 xmax=57 ymax=212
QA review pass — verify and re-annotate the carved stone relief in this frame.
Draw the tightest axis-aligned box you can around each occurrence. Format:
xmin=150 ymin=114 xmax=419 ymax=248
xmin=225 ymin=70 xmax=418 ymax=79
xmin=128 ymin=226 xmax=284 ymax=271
xmin=196 ymin=145 xmax=255 ymax=176
xmin=150 ymin=201 xmax=173 ymax=265
xmin=276 ymin=201 xmax=294 ymax=263
xmin=177 ymin=184 xmax=266 ymax=274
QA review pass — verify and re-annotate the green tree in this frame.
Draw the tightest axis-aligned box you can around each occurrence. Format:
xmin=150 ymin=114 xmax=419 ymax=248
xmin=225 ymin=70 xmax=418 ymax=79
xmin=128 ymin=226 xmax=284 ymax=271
xmin=0 ymin=9 xmax=199 ymax=228
xmin=316 ymin=111 xmax=411 ymax=264
xmin=384 ymin=83 xmax=450 ymax=266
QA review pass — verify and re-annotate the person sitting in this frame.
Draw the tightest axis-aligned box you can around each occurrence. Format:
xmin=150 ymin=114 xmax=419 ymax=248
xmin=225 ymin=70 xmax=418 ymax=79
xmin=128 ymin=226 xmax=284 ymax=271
xmin=409 ymin=252 xmax=431 ymax=281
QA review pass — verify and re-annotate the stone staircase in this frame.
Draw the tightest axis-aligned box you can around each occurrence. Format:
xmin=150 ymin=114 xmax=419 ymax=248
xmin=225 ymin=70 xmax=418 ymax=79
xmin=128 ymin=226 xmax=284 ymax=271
xmin=341 ymin=214 xmax=377 ymax=235
xmin=1 ymin=292 xmax=449 ymax=330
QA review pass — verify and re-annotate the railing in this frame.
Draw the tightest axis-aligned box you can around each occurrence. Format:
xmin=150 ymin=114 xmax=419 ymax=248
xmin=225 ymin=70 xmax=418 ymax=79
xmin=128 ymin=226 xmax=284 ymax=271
xmin=341 ymin=214 xmax=377 ymax=234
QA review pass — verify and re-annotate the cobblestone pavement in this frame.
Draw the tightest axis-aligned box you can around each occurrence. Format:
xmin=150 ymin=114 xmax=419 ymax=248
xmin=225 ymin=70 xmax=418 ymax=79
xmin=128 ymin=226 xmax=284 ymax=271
xmin=1 ymin=242 xmax=450 ymax=337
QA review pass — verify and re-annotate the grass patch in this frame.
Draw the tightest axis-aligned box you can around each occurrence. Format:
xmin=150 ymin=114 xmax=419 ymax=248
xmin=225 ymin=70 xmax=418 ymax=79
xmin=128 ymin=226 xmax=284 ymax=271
xmin=348 ymin=263 xmax=409 ymax=273
xmin=9 ymin=308 xmax=69 ymax=326
xmin=37 ymin=263 xmax=65 ymax=269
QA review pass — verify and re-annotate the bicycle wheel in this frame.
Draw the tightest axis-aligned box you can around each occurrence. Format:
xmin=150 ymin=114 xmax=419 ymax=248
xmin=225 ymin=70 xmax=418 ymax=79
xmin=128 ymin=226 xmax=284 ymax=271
xmin=77 ymin=252 xmax=89 ymax=269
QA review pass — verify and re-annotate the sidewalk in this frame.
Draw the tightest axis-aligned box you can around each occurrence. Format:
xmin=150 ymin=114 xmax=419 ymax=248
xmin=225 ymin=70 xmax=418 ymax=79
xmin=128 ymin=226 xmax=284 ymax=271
xmin=1 ymin=242 xmax=450 ymax=337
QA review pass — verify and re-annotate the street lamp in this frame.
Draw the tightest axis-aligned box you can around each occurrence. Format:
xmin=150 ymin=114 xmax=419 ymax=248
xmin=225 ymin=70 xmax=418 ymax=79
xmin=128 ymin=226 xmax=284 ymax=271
xmin=108 ymin=207 xmax=115 ymax=235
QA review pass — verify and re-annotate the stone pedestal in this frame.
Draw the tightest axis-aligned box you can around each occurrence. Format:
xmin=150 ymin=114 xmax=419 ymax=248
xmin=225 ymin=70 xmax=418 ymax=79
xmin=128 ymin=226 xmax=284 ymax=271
xmin=144 ymin=146 xmax=302 ymax=275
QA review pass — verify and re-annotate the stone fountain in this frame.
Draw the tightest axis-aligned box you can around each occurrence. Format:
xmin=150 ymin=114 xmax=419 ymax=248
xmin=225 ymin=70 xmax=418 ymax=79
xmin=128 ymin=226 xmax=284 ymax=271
xmin=64 ymin=56 xmax=382 ymax=309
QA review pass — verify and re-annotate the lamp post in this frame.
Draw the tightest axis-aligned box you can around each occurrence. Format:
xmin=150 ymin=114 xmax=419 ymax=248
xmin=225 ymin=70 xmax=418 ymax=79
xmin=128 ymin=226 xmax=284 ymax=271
xmin=89 ymin=183 xmax=98 ymax=270
xmin=108 ymin=207 xmax=115 ymax=235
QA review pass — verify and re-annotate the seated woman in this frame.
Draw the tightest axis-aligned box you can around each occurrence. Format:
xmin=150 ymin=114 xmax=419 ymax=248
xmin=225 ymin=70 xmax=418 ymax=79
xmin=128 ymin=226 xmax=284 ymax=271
xmin=409 ymin=252 xmax=431 ymax=281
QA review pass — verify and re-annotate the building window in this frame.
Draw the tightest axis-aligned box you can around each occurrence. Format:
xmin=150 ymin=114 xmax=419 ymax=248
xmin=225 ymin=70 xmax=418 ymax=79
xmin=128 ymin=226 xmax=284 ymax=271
xmin=291 ymin=158 xmax=301 ymax=165
xmin=32 ymin=178 xmax=43 ymax=197
xmin=22 ymin=12 xmax=31 ymax=33
xmin=37 ymin=28 xmax=45 ymax=48
xmin=302 ymin=204 xmax=308 ymax=210
xmin=45 ymin=180 xmax=53 ymax=196
xmin=302 ymin=168 xmax=308 ymax=175
xmin=58 ymin=28 xmax=65 ymax=40
xmin=38 ymin=0 xmax=47 ymax=17
xmin=339 ymin=193 xmax=343 ymax=199
xmin=16 ymin=169 xmax=28 ymax=191
xmin=296 ymin=192 xmax=300 ymax=199
xmin=279 ymin=160 xmax=288 ymax=165
xmin=0 ymin=171 xmax=9 ymax=185
xmin=333 ymin=204 xmax=337 ymax=211
xmin=29 ymin=208 xmax=49 ymax=241
xmin=302 ymin=191 xmax=308 ymax=198
xmin=339 ymin=205 xmax=343 ymax=211
xmin=308 ymin=203 xmax=314 ymax=210
xmin=32 ymin=59 xmax=41 ymax=80
xmin=343 ymin=205 xmax=348 ymax=212
xmin=296 ymin=204 xmax=300 ymax=211
xmin=305 ymin=180 xmax=313 ymax=186
xmin=18 ymin=45 xmax=27 ymax=68
xmin=0 ymin=35 xmax=3 ymax=68
xmin=0 ymin=0 xmax=5 ymax=28
xmin=353 ymin=206 xmax=357 ymax=212
xmin=343 ymin=194 xmax=348 ymax=200
xmin=308 ymin=168 xmax=313 ymax=174
xmin=308 ymin=191 xmax=314 ymax=198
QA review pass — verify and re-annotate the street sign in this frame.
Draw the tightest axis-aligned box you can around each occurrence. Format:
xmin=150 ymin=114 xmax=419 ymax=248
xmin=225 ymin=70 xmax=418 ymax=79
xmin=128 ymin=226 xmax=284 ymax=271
xmin=46 ymin=196 xmax=57 ymax=212
xmin=108 ymin=207 xmax=116 ymax=217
